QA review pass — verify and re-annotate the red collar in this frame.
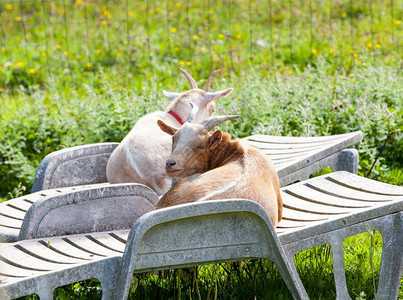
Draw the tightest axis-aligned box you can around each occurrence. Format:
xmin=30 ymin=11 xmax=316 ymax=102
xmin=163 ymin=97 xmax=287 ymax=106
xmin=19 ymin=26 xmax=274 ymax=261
xmin=168 ymin=110 xmax=184 ymax=125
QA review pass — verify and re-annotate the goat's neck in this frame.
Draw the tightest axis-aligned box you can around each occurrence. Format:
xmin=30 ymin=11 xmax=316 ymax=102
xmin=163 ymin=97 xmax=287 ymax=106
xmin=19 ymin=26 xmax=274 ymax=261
xmin=166 ymin=98 xmax=192 ymax=123
xmin=208 ymin=134 xmax=244 ymax=170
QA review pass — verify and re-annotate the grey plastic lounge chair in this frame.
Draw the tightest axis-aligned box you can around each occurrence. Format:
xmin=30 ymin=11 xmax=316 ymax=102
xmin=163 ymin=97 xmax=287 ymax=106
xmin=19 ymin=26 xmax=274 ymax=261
xmin=0 ymin=172 xmax=401 ymax=299
xmin=0 ymin=200 xmax=306 ymax=300
xmin=31 ymin=131 xmax=362 ymax=192
xmin=243 ymin=131 xmax=363 ymax=186
xmin=0 ymin=131 xmax=362 ymax=243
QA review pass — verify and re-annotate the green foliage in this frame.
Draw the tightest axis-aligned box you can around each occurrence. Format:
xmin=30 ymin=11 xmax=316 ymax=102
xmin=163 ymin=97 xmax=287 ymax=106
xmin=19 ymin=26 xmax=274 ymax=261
xmin=1 ymin=60 xmax=402 ymax=196
xmin=54 ymin=281 xmax=102 ymax=300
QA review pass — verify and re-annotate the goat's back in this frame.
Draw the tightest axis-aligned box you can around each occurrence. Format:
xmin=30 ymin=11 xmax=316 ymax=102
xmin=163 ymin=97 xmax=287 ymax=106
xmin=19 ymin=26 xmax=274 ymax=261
xmin=157 ymin=142 xmax=282 ymax=226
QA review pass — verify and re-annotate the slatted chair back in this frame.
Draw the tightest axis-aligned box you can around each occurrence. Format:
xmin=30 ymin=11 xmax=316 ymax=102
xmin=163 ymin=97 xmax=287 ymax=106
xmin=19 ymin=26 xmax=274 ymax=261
xmin=31 ymin=142 xmax=118 ymax=192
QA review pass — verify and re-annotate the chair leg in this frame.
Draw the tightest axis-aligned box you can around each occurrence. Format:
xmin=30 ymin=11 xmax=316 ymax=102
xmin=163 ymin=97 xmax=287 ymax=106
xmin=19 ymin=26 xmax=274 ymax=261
xmin=38 ymin=289 xmax=54 ymax=300
xmin=273 ymin=251 xmax=309 ymax=300
xmin=330 ymin=238 xmax=351 ymax=300
xmin=376 ymin=213 xmax=402 ymax=300
xmin=333 ymin=149 xmax=359 ymax=174
xmin=99 ymin=270 xmax=120 ymax=300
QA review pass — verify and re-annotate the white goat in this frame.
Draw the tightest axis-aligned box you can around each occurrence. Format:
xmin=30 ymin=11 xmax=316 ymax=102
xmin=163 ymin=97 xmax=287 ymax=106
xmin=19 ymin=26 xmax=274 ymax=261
xmin=106 ymin=68 xmax=233 ymax=195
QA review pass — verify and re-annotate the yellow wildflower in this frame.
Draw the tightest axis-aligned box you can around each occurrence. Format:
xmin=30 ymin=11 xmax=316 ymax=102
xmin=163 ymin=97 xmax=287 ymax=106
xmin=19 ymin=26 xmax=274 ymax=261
xmin=395 ymin=20 xmax=401 ymax=25
xmin=96 ymin=49 xmax=101 ymax=54
xmin=63 ymin=51 xmax=69 ymax=56
xmin=10 ymin=63 xmax=15 ymax=67
xmin=349 ymin=74 xmax=353 ymax=77
xmin=367 ymin=43 xmax=372 ymax=48
xmin=375 ymin=44 xmax=381 ymax=48
xmin=56 ymin=44 xmax=62 ymax=50
xmin=179 ymin=61 xmax=184 ymax=66
xmin=329 ymin=48 xmax=334 ymax=54
xmin=176 ymin=2 xmax=181 ymax=8
xmin=174 ymin=47 xmax=179 ymax=52
xmin=41 ymin=52 xmax=47 ymax=57
xmin=128 ymin=11 xmax=133 ymax=17
xmin=186 ymin=61 xmax=191 ymax=66
xmin=193 ymin=35 xmax=199 ymax=40
xmin=203 ymin=26 xmax=208 ymax=31
xmin=155 ymin=8 xmax=161 ymax=13
xmin=218 ymin=34 xmax=224 ymax=39
xmin=103 ymin=11 xmax=112 ymax=19
xmin=352 ymin=78 xmax=355 ymax=82
xmin=112 ymin=82 xmax=118 ymax=86
xmin=357 ymin=60 xmax=362 ymax=65
xmin=171 ymin=28 xmax=177 ymax=33
xmin=353 ymin=53 xmax=358 ymax=58
xmin=234 ymin=24 xmax=240 ymax=30
xmin=6 ymin=4 xmax=12 ymax=10
xmin=342 ymin=12 xmax=347 ymax=18
xmin=17 ymin=62 xmax=23 ymax=68
xmin=87 ymin=62 xmax=92 ymax=67
xmin=15 ymin=16 xmax=21 ymax=22
xmin=75 ymin=0 xmax=83 ymax=4
xmin=29 ymin=68 xmax=35 ymax=73
xmin=237 ymin=96 xmax=241 ymax=100
xmin=101 ymin=20 xmax=108 ymax=26
xmin=311 ymin=49 xmax=317 ymax=55
xmin=1 ymin=47 xmax=5 ymax=52
xmin=35 ymin=83 xmax=40 ymax=87
xmin=349 ymin=49 xmax=354 ymax=53
xmin=236 ymin=34 xmax=241 ymax=39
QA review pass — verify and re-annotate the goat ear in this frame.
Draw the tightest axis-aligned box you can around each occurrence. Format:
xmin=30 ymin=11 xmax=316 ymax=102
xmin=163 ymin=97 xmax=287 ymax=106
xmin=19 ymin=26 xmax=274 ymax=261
xmin=204 ymin=88 xmax=233 ymax=103
xmin=157 ymin=120 xmax=178 ymax=136
xmin=209 ymin=129 xmax=222 ymax=150
xmin=163 ymin=90 xmax=180 ymax=99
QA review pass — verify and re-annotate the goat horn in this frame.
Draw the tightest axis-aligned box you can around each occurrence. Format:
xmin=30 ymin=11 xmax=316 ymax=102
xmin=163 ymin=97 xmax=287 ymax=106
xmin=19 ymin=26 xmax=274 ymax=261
xmin=202 ymin=115 xmax=242 ymax=131
xmin=179 ymin=67 xmax=198 ymax=89
xmin=205 ymin=69 xmax=221 ymax=92
xmin=186 ymin=102 xmax=199 ymax=123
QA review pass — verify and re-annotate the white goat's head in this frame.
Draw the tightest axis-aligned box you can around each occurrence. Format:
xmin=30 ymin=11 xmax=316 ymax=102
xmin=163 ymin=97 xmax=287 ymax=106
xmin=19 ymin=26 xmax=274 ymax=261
xmin=164 ymin=68 xmax=233 ymax=123
xmin=157 ymin=115 xmax=241 ymax=178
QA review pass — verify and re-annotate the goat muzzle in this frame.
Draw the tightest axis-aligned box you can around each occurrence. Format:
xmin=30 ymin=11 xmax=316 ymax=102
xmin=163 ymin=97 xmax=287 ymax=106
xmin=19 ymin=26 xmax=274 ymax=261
xmin=165 ymin=158 xmax=179 ymax=173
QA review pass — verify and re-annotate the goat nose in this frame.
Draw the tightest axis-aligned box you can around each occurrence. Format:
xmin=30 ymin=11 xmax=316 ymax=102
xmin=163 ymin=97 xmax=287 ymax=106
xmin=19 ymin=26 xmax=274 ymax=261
xmin=166 ymin=158 xmax=176 ymax=169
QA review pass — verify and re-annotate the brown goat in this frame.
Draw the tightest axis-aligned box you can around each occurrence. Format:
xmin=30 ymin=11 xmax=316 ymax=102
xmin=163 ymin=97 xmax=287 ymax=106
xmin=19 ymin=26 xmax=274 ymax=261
xmin=156 ymin=116 xmax=283 ymax=227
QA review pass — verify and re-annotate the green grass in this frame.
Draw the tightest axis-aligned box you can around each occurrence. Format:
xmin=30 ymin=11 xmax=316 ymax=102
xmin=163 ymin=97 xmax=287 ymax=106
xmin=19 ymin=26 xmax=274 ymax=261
xmin=2 ymin=0 xmax=403 ymax=299
xmin=0 ymin=0 xmax=402 ymax=91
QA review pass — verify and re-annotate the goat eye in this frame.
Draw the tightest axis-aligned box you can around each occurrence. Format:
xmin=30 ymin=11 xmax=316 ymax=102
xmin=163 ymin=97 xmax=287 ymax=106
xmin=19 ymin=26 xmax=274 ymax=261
xmin=198 ymin=145 xmax=204 ymax=150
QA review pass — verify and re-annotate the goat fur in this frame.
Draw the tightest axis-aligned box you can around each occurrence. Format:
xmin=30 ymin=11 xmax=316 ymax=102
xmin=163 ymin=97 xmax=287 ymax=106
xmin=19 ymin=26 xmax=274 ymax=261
xmin=156 ymin=121 xmax=283 ymax=227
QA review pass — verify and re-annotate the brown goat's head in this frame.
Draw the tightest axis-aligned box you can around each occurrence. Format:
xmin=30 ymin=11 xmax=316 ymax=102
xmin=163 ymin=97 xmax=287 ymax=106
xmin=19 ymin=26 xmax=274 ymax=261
xmin=164 ymin=68 xmax=232 ymax=123
xmin=157 ymin=115 xmax=241 ymax=178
